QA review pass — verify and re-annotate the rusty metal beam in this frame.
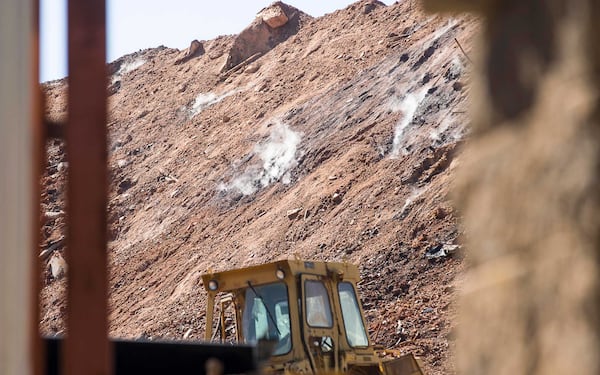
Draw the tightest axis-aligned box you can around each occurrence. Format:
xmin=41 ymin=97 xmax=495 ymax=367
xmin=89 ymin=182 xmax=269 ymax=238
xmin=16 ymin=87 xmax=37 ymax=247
xmin=64 ymin=0 xmax=111 ymax=374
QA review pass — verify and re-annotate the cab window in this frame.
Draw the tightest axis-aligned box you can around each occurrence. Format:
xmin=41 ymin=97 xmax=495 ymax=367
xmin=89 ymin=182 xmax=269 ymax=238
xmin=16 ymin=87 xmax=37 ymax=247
xmin=242 ymin=282 xmax=291 ymax=356
xmin=304 ymin=280 xmax=333 ymax=328
xmin=338 ymin=282 xmax=369 ymax=347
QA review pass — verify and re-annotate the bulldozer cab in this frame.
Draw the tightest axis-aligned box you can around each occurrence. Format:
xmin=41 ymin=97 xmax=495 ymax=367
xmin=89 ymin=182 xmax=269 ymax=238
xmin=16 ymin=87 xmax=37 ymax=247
xmin=201 ymin=259 xmax=424 ymax=375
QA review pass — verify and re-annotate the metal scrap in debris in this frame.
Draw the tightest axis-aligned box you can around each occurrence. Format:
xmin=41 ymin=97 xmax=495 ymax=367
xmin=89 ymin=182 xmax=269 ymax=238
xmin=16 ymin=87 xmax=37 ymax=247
xmin=425 ymin=243 xmax=460 ymax=259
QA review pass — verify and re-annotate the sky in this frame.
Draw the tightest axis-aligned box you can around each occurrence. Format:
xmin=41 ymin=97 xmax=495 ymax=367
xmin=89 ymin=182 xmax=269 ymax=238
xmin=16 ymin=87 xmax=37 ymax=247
xmin=40 ymin=0 xmax=394 ymax=82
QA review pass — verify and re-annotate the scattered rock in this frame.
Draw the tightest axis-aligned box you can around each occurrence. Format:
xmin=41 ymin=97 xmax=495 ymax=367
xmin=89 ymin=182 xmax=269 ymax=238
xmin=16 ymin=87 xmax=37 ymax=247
xmin=48 ymin=253 xmax=67 ymax=279
xmin=444 ymin=244 xmax=460 ymax=254
xmin=257 ymin=82 xmax=269 ymax=92
xmin=258 ymin=3 xmax=289 ymax=28
xmin=344 ymin=244 xmax=360 ymax=255
xmin=57 ymin=162 xmax=68 ymax=172
xmin=286 ymin=208 xmax=302 ymax=220
xmin=445 ymin=61 xmax=463 ymax=80
xmin=160 ymin=171 xmax=178 ymax=184
xmin=174 ymin=39 xmax=205 ymax=65
xmin=108 ymin=80 xmax=121 ymax=96
xmin=183 ymin=328 xmax=193 ymax=339
xmin=396 ymin=320 xmax=408 ymax=335
xmin=170 ymin=188 xmax=182 ymax=198
xmin=40 ymin=237 xmax=65 ymax=260
xmin=422 ymin=73 xmax=432 ymax=84
xmin=425 ymin=244 xmax=445 ymax=259
xmin=452 ymin=81 xmax=464 ymax=91
xmin=363 ymin=2 xmax=377 ymax=14
xmin=245 ymin=63 xmax=260 ymax=74
xmin=363 ymin=0 xmax=384 ymax=14
xmin=118 ymin=178 xmax=134 ymax=194
xmin=39 ymin=248 xmax=53 ymax=261
xmin=44 ymin=210 xmax=65 ymax=219
xmin=304 ymin=42 xmax=322 ymax=58
xmin=136 ymin=110 xmax=150 ymax=119
xmin=433 ymin=206 xmax=447 ymax=219
xmin=332 ymin=193 xmax=343 ymax=204
xmin=187 ymin=39 xmax=203 ymax=55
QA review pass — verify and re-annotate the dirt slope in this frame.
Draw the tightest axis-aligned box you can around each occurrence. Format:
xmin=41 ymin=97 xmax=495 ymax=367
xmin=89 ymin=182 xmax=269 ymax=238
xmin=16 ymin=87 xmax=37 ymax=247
xmin=40 ymin=2 xmax=477 ymax=373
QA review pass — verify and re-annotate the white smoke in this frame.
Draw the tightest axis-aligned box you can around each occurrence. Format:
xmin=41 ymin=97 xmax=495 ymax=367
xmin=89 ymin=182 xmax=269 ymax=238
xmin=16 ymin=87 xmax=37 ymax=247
xmin=223 ymin=122 xmax=302 ymax=195
xmin=449 ymin=57 xmax=464 ymax=76
xmin=256 ymin=123 xmax=302 ymax=185
xmin=111 ymin=58 xmax=145 ymax=84
xmin=397 ymin=186 xmax=428 ymax=219
xmin=450 ymin=123 xmax=468 ymax=142
xmin=190 ymin=90 xmax=238 ymax=117
xmin=390 ymin=88 xmax=428 ymax=157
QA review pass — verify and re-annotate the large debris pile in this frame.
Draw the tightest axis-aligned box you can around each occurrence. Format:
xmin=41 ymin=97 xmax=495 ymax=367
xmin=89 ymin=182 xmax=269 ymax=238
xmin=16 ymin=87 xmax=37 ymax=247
xmin=40 ymin=2 xmax=477 ymax=374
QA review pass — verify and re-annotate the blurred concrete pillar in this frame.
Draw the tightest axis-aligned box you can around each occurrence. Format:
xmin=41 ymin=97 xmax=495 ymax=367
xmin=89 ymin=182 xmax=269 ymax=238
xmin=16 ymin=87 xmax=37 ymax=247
xmin=0 ymin=0 xmax=37 ymax=374
xmin=424 ymin=0 xmax=600 ymax=374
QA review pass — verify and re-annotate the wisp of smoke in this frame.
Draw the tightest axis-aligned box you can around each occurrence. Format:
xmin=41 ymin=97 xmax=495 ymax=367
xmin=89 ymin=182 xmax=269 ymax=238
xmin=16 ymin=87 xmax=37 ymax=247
xmin=257 ymin=123 xmax=301 ymax=186
xmin=191 ymin=93 xmax=219 ymax=115
xmin=111 ymin=58 xmax=146 ymax=84
xmin=223 ymin=122 xmax=302 ymax=195
xmin=190 ymin=82 xmax=257 ymax=118
xmin=390 ymin=89 xmax=428 ymax=157
xmin=190 ymin=90 xmax=237 ymax=117
xmin=397 ymin=186 xmax=428 ymax=219
xmin=429 ymin=117 xmax=451 ymax=142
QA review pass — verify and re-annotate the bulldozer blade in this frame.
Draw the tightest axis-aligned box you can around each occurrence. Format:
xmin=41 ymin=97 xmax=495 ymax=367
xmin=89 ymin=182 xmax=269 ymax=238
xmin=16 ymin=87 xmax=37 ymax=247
xmin=381 ymin=354 xmax=425 ymax=375
xmin=45 ymin=336 xmax=259 ymax=375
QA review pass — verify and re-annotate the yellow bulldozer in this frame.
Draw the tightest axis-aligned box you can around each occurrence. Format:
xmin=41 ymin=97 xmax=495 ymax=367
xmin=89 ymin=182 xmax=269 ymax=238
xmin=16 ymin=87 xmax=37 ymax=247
xmin=202 ymin=259 xmax=425 ymax=375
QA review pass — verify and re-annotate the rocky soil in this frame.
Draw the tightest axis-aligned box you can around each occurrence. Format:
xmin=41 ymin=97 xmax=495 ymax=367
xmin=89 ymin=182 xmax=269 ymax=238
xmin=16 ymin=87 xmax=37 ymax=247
xmin=40 ymin=1 xmax=477 ymax=374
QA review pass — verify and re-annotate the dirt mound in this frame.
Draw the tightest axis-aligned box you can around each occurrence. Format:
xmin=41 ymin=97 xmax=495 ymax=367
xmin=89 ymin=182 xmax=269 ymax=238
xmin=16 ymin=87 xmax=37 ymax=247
xmin=40 ymin=2 xmax=477 ymax=374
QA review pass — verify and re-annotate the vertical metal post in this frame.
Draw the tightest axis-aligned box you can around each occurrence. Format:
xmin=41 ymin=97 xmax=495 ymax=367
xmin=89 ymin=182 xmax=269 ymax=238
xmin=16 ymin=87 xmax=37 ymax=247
xmin=64 ymin=0 xmax=111 ymax=374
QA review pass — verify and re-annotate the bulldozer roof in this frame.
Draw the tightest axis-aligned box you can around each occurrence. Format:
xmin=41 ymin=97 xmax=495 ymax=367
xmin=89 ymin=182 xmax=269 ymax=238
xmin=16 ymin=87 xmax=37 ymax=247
xmin=201 ymin=259 xmax=361 ymax=293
